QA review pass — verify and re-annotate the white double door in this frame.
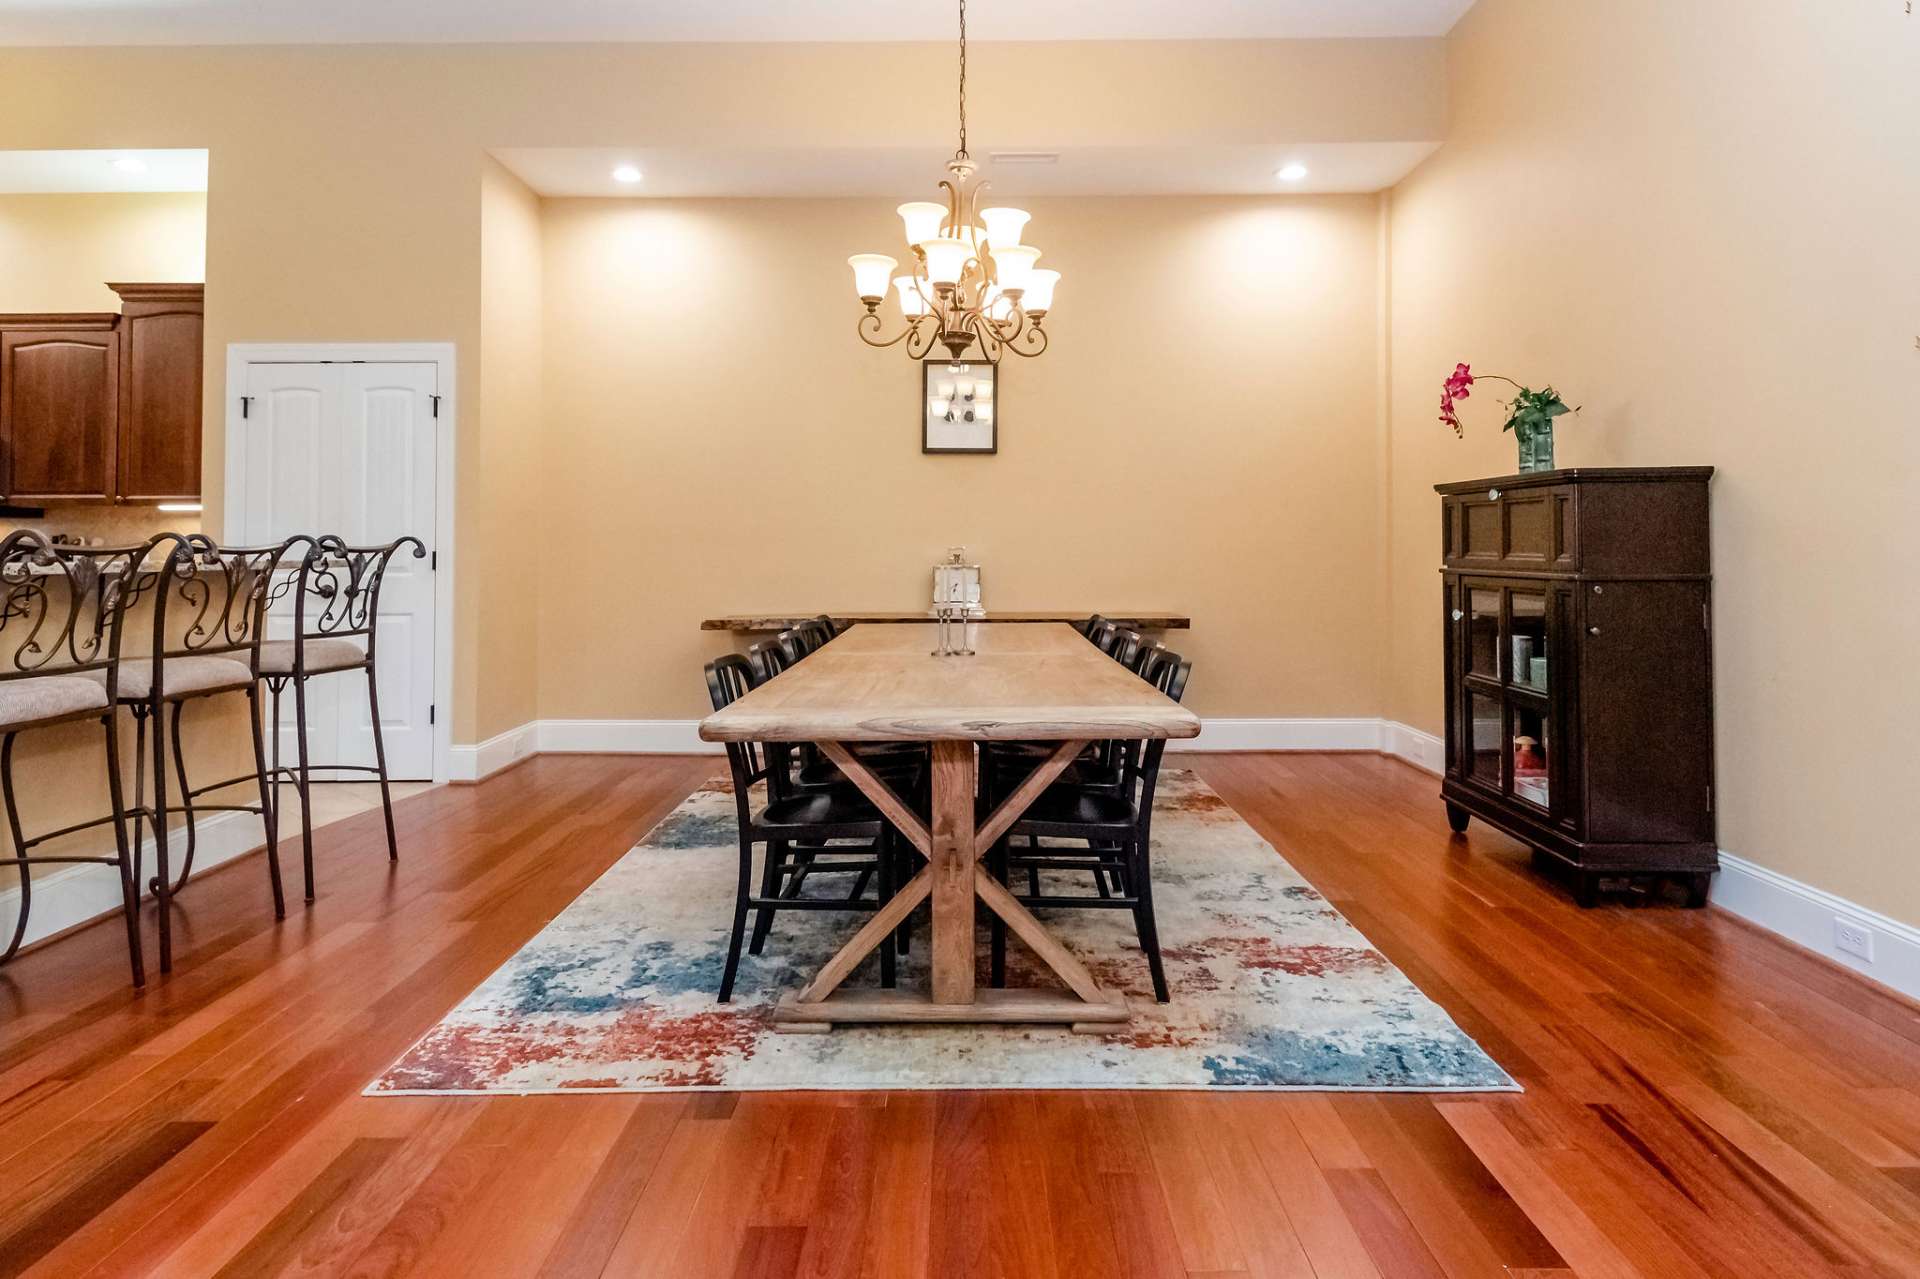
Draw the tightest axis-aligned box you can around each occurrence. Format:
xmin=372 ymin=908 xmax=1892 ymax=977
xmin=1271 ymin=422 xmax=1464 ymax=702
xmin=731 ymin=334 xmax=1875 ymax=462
xmin=234 ymin=361 xmax=438 ymax=780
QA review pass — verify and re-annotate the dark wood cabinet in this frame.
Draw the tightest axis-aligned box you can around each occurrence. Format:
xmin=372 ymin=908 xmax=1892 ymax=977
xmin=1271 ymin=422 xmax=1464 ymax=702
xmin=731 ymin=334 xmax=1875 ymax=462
xmin=0 ymin=283 xmax=202 ymax=506
xmin=0 ymin=318 xmax=121 ymax=502
xmin=1436 ymin=467 xmax=1716 ymax=906
xmin=111 ymin=283 xmax=204 ymax=502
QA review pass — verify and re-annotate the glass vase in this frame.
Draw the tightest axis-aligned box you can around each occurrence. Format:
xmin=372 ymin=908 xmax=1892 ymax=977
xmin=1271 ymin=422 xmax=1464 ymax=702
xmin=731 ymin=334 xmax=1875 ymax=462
xmin=1517 ymin=421 xmax=1556 ymax=473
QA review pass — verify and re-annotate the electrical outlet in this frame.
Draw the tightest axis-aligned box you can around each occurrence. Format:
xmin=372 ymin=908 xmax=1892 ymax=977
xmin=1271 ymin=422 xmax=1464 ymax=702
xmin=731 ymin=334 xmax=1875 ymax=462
xmin=1834 ymin=917 xmax=1875 ymax=963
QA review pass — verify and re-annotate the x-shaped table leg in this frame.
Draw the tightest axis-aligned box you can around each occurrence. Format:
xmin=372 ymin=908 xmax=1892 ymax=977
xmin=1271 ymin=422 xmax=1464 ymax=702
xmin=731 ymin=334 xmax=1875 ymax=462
xmin=776 ymin=738 xmax=1129 ymax=1029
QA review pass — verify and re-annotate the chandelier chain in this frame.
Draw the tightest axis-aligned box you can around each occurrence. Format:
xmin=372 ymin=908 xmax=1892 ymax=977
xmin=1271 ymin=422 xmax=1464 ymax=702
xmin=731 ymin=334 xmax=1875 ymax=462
xmin=955 ymin=0 xmax=968 ymax=162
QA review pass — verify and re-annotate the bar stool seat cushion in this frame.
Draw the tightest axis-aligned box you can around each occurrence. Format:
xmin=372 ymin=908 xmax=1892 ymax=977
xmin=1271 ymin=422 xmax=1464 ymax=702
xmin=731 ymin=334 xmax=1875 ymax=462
xmin=257 ymin=637 xmax=366 ymax=675
xmin=0 ymin=675 xmax=111 ymax=729
xmin=108 ymin=656 xmax=254 ymax=701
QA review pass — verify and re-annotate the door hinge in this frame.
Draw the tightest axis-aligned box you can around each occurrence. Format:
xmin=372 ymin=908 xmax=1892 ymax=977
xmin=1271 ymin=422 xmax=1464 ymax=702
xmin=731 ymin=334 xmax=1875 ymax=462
xmin=240 ymin=395 xmax=253 ymax=420
xmin=430 ymin=550 xmax=437 ymax=571
xmin=431 ymin=394 xmax=441 ymax=419
xmin=429 ymin=704 xmax=436 ymax=725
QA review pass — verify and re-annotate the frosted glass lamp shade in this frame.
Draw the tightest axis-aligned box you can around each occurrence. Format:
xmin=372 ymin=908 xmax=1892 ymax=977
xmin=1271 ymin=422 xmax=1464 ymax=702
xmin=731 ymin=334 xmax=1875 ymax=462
xmin=893 ymin=275 xmax=930 ymax=318
xmin=992 ymin=245 xmax=1040 ymax=294
xmin=848 ymin=254 xmax=897 ymax=301
xmin=981 ymin=207 xmax=1031 ymax=249
xmin=1023 ymin=268 xmax=1060 ymax=313
xmin=921 ymin=237 xmax=973 ymax=286
xmin=897 ymin=202 xmax=946 ymax=246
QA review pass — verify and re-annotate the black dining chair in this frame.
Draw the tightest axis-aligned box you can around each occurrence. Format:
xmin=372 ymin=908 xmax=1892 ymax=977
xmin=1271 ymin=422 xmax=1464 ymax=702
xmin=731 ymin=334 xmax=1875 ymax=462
xmin=705 ymin=655 xmax=906 ymax=1001
xmin=987 ymin=648 xmax=1194 ymax=1003
xmin=0 ymin=532 xmax=152 ymax=985
xmin=1087 ymin=619 xmax=1121 ymax=657
xmin=257 ymin=535 xmax=426 ymax=901
xmin=1074 ymin=613 xmax=1108 ymax=638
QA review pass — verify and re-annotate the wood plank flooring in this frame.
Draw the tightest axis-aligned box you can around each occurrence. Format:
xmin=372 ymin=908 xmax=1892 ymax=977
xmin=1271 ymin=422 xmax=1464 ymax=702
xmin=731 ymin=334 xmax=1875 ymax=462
xmin=3 ymin=752 xmax=1918 ymax=1277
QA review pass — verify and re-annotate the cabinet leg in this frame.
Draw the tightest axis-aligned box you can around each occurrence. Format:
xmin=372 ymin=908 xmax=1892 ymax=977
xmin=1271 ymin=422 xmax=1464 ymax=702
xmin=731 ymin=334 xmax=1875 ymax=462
xmin=1444 ymin=802 xmax=1470 ymax=834
xmin=1574 ymin=872 xmax=1599 ymax=909
xmin=1684 ymin=873 xmax=1712 ymax=909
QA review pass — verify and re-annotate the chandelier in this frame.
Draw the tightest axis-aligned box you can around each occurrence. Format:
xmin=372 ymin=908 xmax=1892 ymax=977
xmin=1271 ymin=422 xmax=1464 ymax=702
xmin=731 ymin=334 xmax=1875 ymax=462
xmin=846 ymin=0 xmax=1057 ymax=362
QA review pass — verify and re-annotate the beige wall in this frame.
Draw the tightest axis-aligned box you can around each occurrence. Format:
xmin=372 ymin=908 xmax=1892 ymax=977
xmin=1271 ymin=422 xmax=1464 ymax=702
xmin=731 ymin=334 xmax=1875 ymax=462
xmin=0 ymin=38 xmax=1445 ymax=746
xmin=473 ymin=159 xmax=547 ymax=739
xmin=1385 ymin=0 xmax=1920 ymax=921
xmin=537 ymin=195 xmax=1388 ymax=722
xmin=0 ymin=192 xmax=205 ymax=312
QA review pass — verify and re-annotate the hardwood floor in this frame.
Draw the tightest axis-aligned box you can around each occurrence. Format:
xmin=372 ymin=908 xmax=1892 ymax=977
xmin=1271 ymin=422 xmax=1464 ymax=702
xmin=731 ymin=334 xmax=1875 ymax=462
xmin=3 ymin=752 xmax=1918 ymax=1278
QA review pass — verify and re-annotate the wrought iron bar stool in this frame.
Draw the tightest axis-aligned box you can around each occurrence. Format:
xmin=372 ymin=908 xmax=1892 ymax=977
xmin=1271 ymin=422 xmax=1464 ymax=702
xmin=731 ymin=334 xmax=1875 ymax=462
xmin=114 ymin=533 xmax=288 ymax=972
xmin=0 ymin=532 xmax=149 ymax=985
xmin=257 ymin=535 xmax=425 ymax=901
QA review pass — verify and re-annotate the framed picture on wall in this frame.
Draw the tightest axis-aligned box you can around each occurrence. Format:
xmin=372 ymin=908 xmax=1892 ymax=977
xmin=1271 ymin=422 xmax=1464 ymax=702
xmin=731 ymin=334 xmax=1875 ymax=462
xmin=922 ymin=359 xmax=997 ymax=454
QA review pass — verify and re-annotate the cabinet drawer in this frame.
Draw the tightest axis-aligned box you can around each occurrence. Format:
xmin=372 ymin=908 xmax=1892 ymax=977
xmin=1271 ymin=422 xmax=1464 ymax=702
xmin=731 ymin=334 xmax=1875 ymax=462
xmin=1445 ymin=486 xmax=1576 ymax=570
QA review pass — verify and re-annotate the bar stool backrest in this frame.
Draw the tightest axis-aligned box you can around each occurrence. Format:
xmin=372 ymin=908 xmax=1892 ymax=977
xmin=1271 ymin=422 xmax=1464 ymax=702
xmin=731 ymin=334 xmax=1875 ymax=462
xmin=287 ymin=535 xmax=428 ymax=673
xmin=0 ymin=531 xmax=158 ymax=707
xmin=134 ymin=533 xmax=302 ymax=682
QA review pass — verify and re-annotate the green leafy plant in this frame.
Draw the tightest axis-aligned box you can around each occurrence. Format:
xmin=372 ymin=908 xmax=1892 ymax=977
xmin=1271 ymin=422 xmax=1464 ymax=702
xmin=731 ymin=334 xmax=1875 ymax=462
xmin=1441 ymin=363 xmax=1580 ymax=438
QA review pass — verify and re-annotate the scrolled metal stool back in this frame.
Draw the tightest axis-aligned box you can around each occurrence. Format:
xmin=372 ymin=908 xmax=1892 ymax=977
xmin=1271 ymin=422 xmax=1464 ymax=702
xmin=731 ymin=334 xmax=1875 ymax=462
xmin=290 ymin=535 xmax=426 ymax=669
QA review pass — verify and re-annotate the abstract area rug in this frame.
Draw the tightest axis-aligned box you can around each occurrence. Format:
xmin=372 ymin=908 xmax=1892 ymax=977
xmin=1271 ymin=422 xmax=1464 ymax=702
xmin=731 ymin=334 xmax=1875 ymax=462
xmin=369 ymin=772 xmax=1515 ymax=1094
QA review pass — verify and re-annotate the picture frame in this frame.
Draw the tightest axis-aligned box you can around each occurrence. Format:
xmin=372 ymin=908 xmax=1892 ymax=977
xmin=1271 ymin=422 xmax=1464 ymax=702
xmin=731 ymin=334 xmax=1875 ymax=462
xmin=922 ymin=359 xmax=998 ymax=454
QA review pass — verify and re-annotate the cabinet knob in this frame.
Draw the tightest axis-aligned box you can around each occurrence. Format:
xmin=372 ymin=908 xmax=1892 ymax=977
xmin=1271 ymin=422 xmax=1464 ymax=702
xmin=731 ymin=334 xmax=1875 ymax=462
xmin=1451 ymin=609 xmax=1465 ymax=622
xmin=1588 ymin=625 xmax=1601 ymax=635
xmin=1593 ymin=585 xmax=1604 ymax=595
xmin=1487 ymin=488 xmax=1501 ymax=501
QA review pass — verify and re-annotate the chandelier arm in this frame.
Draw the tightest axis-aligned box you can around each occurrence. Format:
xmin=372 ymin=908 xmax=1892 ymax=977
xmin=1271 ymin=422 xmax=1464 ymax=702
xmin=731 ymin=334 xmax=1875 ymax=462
xmin=906 ymin=316 xmax=940 ymax=360
xmin=965 ymin=311 xmax=1002 ymax=362
xmin=998 ymin=322 xmax=1049 ymax=359
xmin=857 ymin=311 xmax=920 ymax=350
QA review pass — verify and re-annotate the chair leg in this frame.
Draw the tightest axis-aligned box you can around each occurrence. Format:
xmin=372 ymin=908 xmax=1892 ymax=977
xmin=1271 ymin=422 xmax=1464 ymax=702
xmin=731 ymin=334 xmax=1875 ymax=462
xmin=0 ymin=733 xmax=32 ymax=966
xmin=989 ymin=835 xmax=1008 ymax=988
xmin=877 ymin=828 xmax=896 ymax=989
xmin=157 ymin=698 xmax=197 ymax=896
xmin=1129 ymin=838 xmax=1169 ymax=1003
xmin=100 ymin=714 xmax=145 ymax=987
xmin=292 ymin=674 xmax=316 ymax=901
xmin=718 ymin=836 xmax=754 ymax=1003
xmin=365 ymin=665 xmax=399 ymax=862
xmin=148 ymin=698 xmax=174 ymax=974
xmin=129 ymin=707 xmax=149 ymax=892
xmin=748 ymin=838 xmax=785 ymax=955
xmin=248 ymin=686 xmax=285 ymax=919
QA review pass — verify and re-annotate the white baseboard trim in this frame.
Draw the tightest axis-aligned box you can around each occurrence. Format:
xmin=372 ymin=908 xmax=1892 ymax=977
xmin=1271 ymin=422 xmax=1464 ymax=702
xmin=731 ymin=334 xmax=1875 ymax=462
xmin=540 ymin=719 xmax=715 ymax=755
xmin=1710 ymin=852 xmax=1920 ymax=1002
xmin=1 ymin=809 xmax=265 ymax=956
xmin=451 ymin=716 xmax=1449 ymax=768
xmin=447 ymin=722 xmax=541 ymax=782
xmin=1381 ymin=722 xmax=1445 ymax=775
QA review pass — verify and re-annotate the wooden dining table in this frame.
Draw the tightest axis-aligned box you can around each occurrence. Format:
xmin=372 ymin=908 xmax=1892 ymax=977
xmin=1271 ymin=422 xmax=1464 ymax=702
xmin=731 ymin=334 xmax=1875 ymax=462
xmin=698 ymin=622 xmax=1201 ymax=1031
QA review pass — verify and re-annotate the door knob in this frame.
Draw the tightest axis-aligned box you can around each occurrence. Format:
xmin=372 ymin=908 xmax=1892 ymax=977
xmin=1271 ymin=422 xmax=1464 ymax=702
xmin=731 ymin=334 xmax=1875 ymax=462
xmin=1451 ymin=609 xmax=1465 ymax=622
xmin=1588 ymin=626 xmax=1601 ymax=635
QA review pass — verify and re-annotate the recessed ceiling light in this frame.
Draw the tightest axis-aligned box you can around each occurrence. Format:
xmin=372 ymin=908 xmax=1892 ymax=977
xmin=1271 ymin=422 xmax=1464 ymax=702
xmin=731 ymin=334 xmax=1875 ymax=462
xmin=611 ymin=164 xmax=642 ymax=184
xmin=1276 ymin=163 xmax=1309 ymax=183
xmin=112 ymin=156 xmax=149 ymax=174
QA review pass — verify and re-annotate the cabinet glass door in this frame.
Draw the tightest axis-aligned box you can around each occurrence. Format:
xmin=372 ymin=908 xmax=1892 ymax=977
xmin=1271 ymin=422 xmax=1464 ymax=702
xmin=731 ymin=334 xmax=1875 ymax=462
xmin=1509 ymin=592 xmax=1549 ymax=692
xmin=1467 ymin=588 xmax=1501 ymax=680
xmin=1512 ymin=701 xmax=1550 ymax=810
xmin=1466 ymin=691 xmax=1504 ymax=791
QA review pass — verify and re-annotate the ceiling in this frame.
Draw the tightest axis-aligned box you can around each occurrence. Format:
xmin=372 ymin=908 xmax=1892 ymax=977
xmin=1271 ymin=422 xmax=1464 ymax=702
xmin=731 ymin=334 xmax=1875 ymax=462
xmin=0 ymin=149 xmax=209 ymax=193
xmin=0 ymin=0 xmax=1477 ymax=46
xmin=492 ymin=143 xmax=1442 ymax=199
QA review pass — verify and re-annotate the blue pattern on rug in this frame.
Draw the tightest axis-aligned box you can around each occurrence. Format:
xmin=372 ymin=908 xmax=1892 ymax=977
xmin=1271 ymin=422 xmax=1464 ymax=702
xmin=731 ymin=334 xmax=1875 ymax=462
xmin=369 ymin=771 xmax=1517 ymax=1093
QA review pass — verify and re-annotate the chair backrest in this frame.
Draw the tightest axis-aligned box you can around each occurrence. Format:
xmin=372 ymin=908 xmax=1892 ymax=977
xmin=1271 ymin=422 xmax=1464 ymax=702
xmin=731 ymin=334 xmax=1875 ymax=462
xmin=1075 ymin=613 xmax=1108 ymax=638
xmin=749 ymin=639 xmax=790 ymax=682
xmin=1128 ymin=639 xmax=1165 ymax=679
xmin=814 ymin=614 xmax=841 ymax=639
xmin=0 ymin=531 xmax=154 ymax=706
xmin=1087 ymin=619 xmax=1121 ymax=656
xmin=1126 ymin=649 xmax=1194 ymax=814
xmin=288 ymin=535 xmax=427 ymax=669
xmin=784 ymin=619 xmax=831 ymax=661
xmin=705 ymin=655 xmax=770 ymax=826
xmin=1110 ymin=628 xmax=1144 ymax=670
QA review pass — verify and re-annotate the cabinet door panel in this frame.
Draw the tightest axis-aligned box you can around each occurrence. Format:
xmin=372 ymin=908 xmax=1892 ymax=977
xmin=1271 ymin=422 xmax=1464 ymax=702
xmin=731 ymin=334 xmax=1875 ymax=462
xmin=1 ymin=328 xmax=118 ymax=501
xmin=119 ymin=309 xmax=203 ymax=500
